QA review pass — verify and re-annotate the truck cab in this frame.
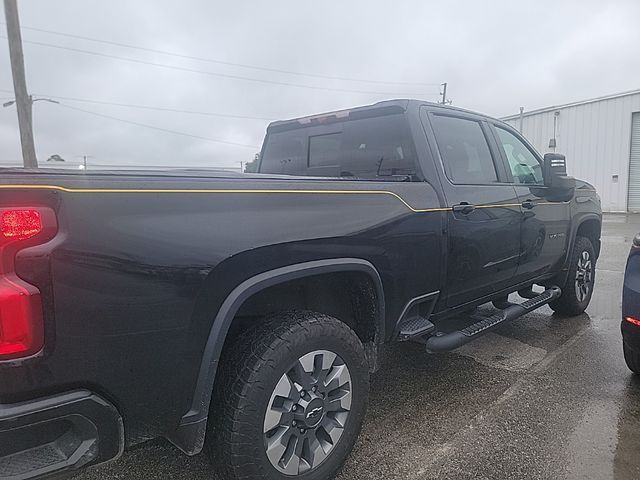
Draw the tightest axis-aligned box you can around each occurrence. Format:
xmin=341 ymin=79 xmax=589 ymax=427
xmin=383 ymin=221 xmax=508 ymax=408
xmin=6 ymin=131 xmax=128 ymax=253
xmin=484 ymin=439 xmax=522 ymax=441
xmin=258 ymin=100 xmax=601 ymax=319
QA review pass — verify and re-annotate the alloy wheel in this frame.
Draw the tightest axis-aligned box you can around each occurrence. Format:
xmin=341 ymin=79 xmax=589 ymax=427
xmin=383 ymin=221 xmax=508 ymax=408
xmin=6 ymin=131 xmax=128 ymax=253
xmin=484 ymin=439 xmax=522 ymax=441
xmin=263 ymin=349 xmax=352 ymax=476
xmin=575 ymin=250 xmax=593 ymax=302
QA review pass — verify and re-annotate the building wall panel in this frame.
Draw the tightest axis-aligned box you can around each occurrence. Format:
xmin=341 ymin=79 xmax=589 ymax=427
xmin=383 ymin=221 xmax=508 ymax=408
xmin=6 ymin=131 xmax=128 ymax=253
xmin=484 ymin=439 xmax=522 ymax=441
xmin=503 ymin=91 xmax=640 ymax=212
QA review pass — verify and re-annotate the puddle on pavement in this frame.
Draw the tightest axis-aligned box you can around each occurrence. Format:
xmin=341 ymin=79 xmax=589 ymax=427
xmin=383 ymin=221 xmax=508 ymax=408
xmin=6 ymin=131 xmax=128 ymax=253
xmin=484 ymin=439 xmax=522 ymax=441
xmin=455 ymin=332 xmax=547 ymax=372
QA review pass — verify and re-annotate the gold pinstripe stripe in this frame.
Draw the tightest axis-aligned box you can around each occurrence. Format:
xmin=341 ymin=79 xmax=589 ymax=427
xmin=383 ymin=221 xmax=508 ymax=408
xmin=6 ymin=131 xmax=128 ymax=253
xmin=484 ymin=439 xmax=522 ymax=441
xmin=0 ymin=184 xmax=449 ymax=213
xmin=0 ymin=184 xmax=569 ymax=212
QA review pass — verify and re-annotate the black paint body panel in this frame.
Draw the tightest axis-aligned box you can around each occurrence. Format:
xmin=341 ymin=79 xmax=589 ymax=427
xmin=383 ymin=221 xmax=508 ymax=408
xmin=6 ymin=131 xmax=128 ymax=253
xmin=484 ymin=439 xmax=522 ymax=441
xmin=0 ymin=175 xmax=444 ymax=445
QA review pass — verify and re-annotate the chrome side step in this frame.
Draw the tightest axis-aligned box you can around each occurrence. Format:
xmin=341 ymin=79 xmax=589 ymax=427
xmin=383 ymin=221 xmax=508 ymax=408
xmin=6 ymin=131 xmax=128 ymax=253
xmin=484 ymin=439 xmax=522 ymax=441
xmin=425 ymin=286 xmax=562 ymax=353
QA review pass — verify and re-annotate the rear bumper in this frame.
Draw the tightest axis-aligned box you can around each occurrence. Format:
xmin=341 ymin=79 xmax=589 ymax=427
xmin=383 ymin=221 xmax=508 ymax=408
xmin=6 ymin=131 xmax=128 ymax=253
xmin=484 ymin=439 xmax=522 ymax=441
xmin=0 ymin=390 xmax=124 ymax=480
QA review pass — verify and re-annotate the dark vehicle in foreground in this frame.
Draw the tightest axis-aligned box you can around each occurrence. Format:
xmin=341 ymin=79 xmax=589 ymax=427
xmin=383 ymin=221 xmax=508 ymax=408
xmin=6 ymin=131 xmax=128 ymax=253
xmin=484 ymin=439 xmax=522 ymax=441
xmin=622 ymin=234 xmax=640 ymax=374
xmin=0 ymin=100 xmax=601 ymax=480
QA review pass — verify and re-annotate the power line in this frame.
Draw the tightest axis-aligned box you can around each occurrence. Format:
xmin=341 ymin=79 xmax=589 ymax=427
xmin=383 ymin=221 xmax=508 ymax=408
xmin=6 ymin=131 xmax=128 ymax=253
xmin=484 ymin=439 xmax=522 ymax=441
xmin=0 ymin=35 xmax=435 ymax=97
xmin=0 ymin=88 xmax=276 ymax=121
xmin=8 ymin=24 xmax=438 ymax=88
xmin=55 ymin=103 xmax=260 ymax=148
xmin=49 ymin=95 xmax=276 ymax=120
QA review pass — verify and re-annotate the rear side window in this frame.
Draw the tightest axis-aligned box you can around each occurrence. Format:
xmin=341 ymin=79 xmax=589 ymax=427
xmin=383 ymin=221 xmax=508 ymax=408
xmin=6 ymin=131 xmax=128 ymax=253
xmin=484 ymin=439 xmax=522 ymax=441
xmin=260 ymin=114 xmax=418 ymax=180
xmin=431 ymin=115 xmax=498 ymax=185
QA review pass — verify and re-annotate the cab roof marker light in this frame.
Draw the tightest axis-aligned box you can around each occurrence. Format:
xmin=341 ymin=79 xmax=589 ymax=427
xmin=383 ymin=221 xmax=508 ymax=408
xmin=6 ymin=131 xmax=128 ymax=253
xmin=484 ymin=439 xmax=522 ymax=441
xmin=298 ymin=109 xmax=351 ymax=125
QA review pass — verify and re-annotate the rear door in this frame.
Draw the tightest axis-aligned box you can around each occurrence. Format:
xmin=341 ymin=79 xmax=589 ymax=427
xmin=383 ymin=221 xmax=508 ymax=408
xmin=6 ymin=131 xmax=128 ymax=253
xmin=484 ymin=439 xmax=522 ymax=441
xmin=422 ymin=109 xmax=522 ymax=307
xmin=489 ymin=123 xmax=571 ymax=281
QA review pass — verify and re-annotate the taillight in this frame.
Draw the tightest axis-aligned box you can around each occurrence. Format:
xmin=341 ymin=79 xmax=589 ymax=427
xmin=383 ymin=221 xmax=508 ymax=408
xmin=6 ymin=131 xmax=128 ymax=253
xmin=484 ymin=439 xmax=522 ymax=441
xmin=2 ymin=209 xmax=43 ymax=240
xmin=0 ymin=275 xmax=43 ymax=357
xmin=0 ymin=207 xmax=56 ymax=360
xmin=625 ymin=316 xmax=640 ymax=328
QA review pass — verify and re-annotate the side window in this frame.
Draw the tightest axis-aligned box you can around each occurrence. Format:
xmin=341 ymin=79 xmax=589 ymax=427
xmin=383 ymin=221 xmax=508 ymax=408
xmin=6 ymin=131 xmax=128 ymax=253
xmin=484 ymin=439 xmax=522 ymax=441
xmin=431 ymin=115 xmax=498 ymax=185
xmin=495 ymin=126 xmax=543 ymax=185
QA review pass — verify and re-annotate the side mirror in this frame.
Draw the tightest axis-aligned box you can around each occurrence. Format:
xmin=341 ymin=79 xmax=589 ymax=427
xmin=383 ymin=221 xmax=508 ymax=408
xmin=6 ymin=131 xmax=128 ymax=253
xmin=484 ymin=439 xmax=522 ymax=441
xmin=543 ymin=153 xmax=575 ymax=201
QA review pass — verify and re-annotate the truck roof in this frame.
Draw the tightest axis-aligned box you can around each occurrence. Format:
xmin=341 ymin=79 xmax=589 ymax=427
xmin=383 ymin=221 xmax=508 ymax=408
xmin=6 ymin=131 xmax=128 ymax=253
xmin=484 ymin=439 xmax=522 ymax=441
xmin=267 ymin=99 xmax=505 ymax=132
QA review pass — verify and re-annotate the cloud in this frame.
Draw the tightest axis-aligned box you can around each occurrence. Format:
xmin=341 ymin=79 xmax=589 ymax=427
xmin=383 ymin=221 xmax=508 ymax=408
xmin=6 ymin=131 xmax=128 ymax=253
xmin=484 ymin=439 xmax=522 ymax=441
xmin=1 ymin=0 xmax=639 ymax=168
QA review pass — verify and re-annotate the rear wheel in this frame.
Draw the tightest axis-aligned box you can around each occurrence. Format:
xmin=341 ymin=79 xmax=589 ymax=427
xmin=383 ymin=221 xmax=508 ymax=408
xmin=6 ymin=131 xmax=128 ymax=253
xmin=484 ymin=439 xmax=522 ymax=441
xmin=550 ymin=236 xmax=596 ymax=316
xmin=207 ymin=311 xmax=369 ymax=480
xmin=623 ymin=343 xmax=640 ymax=375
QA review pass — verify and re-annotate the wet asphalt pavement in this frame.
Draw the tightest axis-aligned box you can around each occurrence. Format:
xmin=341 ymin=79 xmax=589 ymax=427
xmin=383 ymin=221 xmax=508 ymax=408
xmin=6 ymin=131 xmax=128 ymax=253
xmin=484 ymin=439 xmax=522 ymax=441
xmin=79 ymin=214 xmax=640 ymax=480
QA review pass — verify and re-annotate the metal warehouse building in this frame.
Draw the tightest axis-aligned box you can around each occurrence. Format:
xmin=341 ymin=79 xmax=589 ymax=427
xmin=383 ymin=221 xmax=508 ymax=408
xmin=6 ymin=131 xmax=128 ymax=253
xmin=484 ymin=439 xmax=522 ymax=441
xmin=502 ymin=89 xmax=640 ymax=212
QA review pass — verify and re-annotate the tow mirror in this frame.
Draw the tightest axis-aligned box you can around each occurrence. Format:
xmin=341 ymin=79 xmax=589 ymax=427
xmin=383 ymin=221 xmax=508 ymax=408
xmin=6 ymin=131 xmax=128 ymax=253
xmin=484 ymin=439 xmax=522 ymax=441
xmin=542 ymin=153 xmax=575 ymax=201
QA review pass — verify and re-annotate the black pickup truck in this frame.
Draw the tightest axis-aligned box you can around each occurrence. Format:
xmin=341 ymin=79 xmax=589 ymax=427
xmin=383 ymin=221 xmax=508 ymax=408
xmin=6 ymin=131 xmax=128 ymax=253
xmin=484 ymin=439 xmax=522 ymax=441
xmin=0 ymin=100 xmax=601 ymax=480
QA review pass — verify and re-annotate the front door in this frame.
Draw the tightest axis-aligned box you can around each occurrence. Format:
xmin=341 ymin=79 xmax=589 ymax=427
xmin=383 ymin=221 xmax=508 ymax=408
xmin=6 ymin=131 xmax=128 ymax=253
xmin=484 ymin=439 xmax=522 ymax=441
xmin=424 ymin=111 xmax=522 ymax=307
xmin=490 ymin=124 xmax=571 ymax=281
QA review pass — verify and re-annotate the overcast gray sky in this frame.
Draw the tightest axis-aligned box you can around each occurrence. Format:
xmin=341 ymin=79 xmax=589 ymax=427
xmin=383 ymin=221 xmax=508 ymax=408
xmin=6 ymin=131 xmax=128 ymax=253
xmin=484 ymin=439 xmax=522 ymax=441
xmin=1 ymin=0 xmax=639 ymax=169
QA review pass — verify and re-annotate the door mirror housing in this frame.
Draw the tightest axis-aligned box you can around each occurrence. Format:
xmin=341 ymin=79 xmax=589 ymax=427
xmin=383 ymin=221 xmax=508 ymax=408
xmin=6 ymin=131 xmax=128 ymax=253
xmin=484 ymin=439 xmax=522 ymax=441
xmin=542 ymin=153 xmax=575 ymax=201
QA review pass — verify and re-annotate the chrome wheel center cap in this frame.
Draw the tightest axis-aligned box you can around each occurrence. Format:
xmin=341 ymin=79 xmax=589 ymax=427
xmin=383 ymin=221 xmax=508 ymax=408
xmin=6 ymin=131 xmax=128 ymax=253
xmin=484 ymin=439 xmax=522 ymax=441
xmin=302 ymin=399 xmax=325 ymax=428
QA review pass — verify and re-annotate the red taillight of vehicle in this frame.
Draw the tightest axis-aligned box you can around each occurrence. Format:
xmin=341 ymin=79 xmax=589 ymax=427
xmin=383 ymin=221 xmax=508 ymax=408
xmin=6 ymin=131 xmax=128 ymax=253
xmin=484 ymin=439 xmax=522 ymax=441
xmin=0 ymin=275 xmax=43 ymax=358
xmin=0 ymin=207 xmax=56 ymax=360
xmin=1 ymin=209 xmax=43 ymax=240
xmin=624 ymin=316 xmax=640 ymax=327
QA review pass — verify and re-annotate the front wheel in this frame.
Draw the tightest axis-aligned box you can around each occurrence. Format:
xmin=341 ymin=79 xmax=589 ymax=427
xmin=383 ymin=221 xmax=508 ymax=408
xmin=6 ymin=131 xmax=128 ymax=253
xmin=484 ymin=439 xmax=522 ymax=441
xmin=550 ymin=236 xmax=596 ymax=316
xmin=207 ymin=311 xmax=369 ymax=480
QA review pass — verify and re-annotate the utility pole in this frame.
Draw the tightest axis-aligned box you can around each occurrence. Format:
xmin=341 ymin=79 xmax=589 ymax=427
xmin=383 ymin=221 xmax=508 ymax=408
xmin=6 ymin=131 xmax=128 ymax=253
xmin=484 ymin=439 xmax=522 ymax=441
xmin=75 ymin=154 xmax=94 ymax=170
xmin=440 ymin=82 xmax=448 ymax=105
xmin=4 ymin=0 xmax=37 ymax=168
xmin=519 ymin=106 xmax=524 ymax=133
xmin=439 ymin=82 xmax=452 ymax=105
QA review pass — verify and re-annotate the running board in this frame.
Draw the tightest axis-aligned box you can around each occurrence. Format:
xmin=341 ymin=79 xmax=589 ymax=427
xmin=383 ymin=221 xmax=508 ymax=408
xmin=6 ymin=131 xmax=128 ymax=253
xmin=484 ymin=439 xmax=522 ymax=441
xmin=397 ymin=315 xmax=436 ymax=340
xmin=425 ymin=286 xmax=562 ymax=353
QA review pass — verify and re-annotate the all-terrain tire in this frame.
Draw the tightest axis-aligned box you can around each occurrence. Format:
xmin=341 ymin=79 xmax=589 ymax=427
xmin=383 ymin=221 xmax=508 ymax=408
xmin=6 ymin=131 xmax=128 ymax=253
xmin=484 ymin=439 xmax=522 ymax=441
xmin=205 ymin=311 xmax=369 ymax=480
xmin=623 ymin=343 xmax=640 ymax=375
xmin=550 ymin=236 xmax=596 ymax=316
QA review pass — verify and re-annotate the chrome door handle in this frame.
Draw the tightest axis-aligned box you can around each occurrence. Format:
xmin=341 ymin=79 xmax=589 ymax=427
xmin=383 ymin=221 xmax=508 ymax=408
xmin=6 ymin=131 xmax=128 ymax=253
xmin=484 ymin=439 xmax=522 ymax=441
xmin=522 ymin=200 xmax=536 ymax=209
xmin=452 ymin=203 xmax=475 ymax=214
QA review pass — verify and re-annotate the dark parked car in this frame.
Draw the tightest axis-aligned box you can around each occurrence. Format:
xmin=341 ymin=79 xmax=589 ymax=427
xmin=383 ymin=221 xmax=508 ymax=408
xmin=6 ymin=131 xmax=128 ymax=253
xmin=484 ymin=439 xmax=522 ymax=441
xmin=0 ymin=100 xmax=601 ymax=480
xmin=622 ymin=233 xmax=640 ymax=374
